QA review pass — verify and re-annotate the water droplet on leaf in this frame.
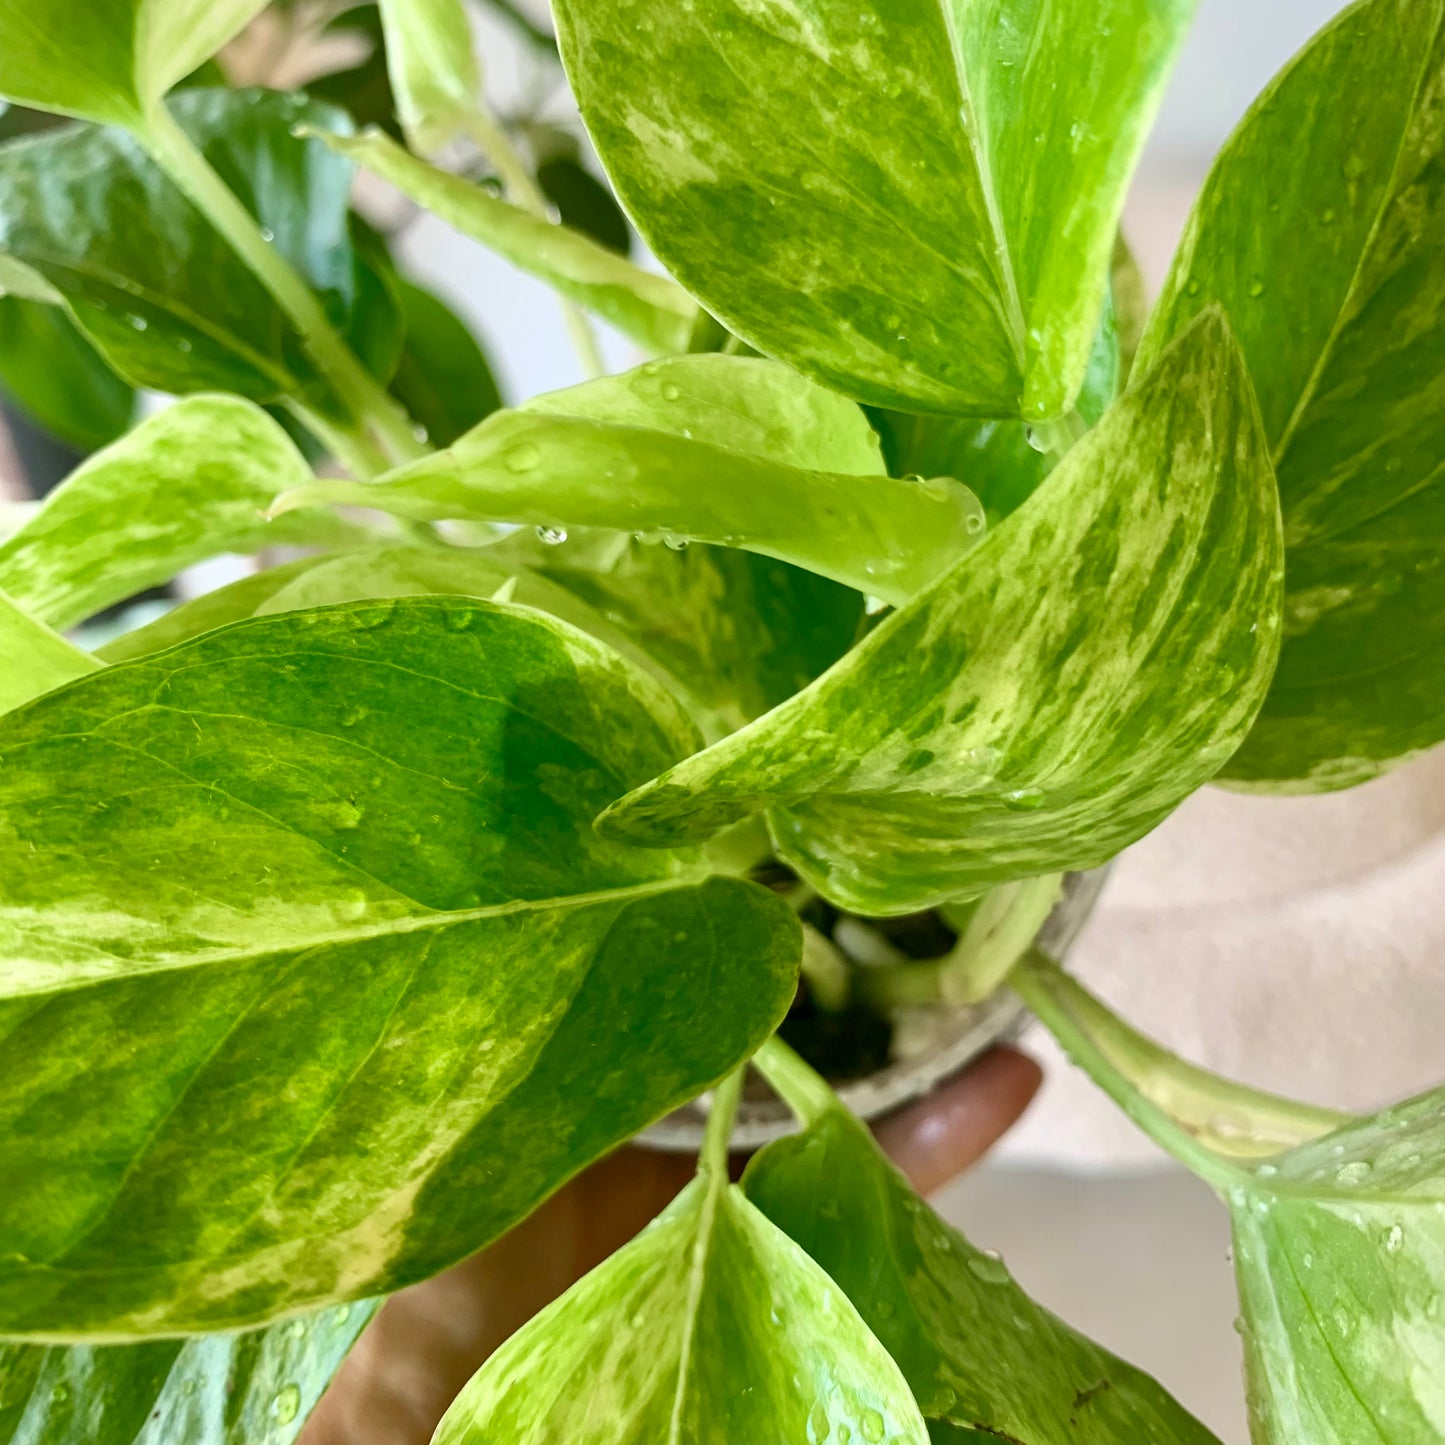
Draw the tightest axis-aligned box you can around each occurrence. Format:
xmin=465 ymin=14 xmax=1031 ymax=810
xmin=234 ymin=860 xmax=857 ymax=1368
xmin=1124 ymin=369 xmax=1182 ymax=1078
xmin=536 ymin=526 xmax=567 ymax=545
xmin=272 ymin=1384 xmax=301 ymax=1425
xmin=506 ymin=443 xmax=542 ymax=473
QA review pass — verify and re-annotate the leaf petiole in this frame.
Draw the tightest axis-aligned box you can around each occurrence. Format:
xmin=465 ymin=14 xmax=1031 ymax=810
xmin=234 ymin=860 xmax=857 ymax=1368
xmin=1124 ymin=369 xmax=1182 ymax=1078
xmin=753 ymin=1035 xmax=837 ymax=1128
xmin=137 ymin=102 xmax=427 ymax=474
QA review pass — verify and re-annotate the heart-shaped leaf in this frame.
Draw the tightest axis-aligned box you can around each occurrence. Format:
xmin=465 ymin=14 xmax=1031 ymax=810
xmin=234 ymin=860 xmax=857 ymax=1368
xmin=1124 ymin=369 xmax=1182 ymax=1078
xmin=744 ymin=1097 xmax=1221 ymax=1444
xmin=1136 ymin=0 xmax=1445 ymax=791
xmin=0 ymin=589 xmax=98 ymax=715
xmin=0 ymin=1301 xmax=374 ymax=1443
xmin=316 ymin=127 xmax=697 ymax=353
xmin=0 ymin=396 xmax=354 ymax=631
xmin=555 ymin=0 xmax=1195 ymax=419
xmin=432 ymin=1173 xmax=928 ymax=1443
xmin=0 ymin=0 xmax=267 ymax=127
xmin=275 ymin=354 xmax=985 ymax=606
xmin=600 ymin=312 xmax=1282 ymax=915
xmin=0 ymin=598 xmax=800 ymax=1334
xmin=1225 ymin=1091 xmax=1445 ymax=1444
xmin=0 ymin=297 xmax=135 ymax=453
xmin=0 ymin=89 xmax=400 ymax=412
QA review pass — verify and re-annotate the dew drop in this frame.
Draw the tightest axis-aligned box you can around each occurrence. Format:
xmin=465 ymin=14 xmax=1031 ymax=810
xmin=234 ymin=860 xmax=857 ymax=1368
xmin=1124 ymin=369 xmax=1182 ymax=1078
xmin=272 ymin=1383 xmax=301 ymax=1425
xmin=287 ymin=1318 xmax=307 ymax=1339
xmin=536 ymin=525 xmax=568 ymax=546
xmin=1001 ymin=787 xmax=1045 ymax=812
xmin=1247 ymin=278 xmax=1265 ymax=299
xmin=661 ymin=383 xmax=681 ymax=401
xmin=1386 ymin=1224 xmax=1404 ymax=1253
xmin=808 ymin=1401 xmax=832 ymax=1442
xmin=340 ymin=705 xmax=370 ymax=727
xmin=864 ymin=595 xmax=889 ymax=616
xmin=177 ymin=337 xmax=193 ymax=353
xmin=506 ymin=443 xmax=542 ymax=473
xmin=50 ymin=1383 xmax=70 ymax=1404
xmin=964 ymin=512 xmax=985 ymax=535
xmin=334 ymin=1304 xmax=352 ymax=1323
xmin=126 ymin=314 xmax=148 ymax=330
xmin=860 ymin=1409 xmax=885 ymax=1442
xmin=180 ymin=1377 xmax=198 ymax=1396
xmin=1023 ymin=426 xmax=1049 ymax=453
xmin=967 ymin=1250 xmax=1009 ymax=1284
xmin=412 ymin=422 xmax=430 ymax=443
xmin=663 ymin=534 xmax=690 ymax=551
xmin=1334 ymin=1160 xmax=1371 ymax=1187
xmin=259 ymin=226 xmax=275 ymax=243
xmin=1185 ymin=278 xmax=1203 ymax=297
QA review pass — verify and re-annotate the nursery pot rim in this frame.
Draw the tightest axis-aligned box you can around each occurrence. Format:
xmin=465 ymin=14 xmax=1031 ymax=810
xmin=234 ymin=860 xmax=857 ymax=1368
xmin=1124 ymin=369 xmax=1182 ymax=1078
xmin=638 ymin=866 xmax=1110 ymax=1153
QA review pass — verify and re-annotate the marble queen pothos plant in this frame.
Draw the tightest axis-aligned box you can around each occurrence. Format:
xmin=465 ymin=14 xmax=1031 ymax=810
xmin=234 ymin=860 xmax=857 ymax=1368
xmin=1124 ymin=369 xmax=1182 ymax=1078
xmin=0 ymin=0 xmax=1441 ymax=1440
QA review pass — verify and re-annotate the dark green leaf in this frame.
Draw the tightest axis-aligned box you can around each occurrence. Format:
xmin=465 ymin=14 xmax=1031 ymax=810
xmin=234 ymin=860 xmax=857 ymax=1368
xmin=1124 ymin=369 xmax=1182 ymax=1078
xmin=1136 ymin=0 xmax=1445 ymax=791
xmin=1225 ymin=1089 xmax=1445 ymax=1443
xmin=432 ymin=1175 xmax=928 ymax=1443
xmin=0 ymin=298 xmax=134 ymax=453
xmin=276 ymin=354 xmax=986 ymax=606
xmin=555 ymin=0 xmax=1194 ymax=418
xmin=0 ymin=1301 xmax=374 ymax=1443
xmin=0 ymin=598 xmax=800 ymax=1334
xmin=0 ymin=0 xmax=266 ymax=126
xmin=0 ymin=589 xmax=97 ymax=714
xmin=744 ymin=1102 xmax=1220 ymax=1444
xmin=388 ymin=277 xmax=502 ymax=448
xmin=537 ymin=154 xmax=632 ymax=256
xmin=317 ymin=126 xmax=697 ymax=352
xmin=600 ymin=312 xmax=1283 ymax=915
xmin=0 ymin=89 xmax=400 ymax=410
xmin=871 ymin=290 xmax=1120 ymax=527
xmin=0 ymin=397 xmax=357 ymax=631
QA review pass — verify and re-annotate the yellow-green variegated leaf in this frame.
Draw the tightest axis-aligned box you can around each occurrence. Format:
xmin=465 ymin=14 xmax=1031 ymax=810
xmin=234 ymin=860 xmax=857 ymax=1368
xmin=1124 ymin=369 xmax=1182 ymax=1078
xmin=432 ymin=1178 xmax=928 ymax=1445
xmin=377 ymin=0 xmax=480 ymax=154
xmin=97 ymin=540 xmax=863 ymax=740
xmin=0 ymin=598 xmax=800 ymax=1335
xmin=0 ymin=397 xmax=350 ymax=631
xmin=0 ymin=589 xmax=98 ymax=715
xmin=600 ymin=312 xmax=1283 ymax=915
xmin=1225 ymin=1088 xmax=1445 ymax=1444
xmin=1136 ymin=0 xmax=1445 ymax=791
xmin=0 ymin=0 xmax=268 ymax=127
xmin=275 ymin=355 xmax=984 ymax=607
xmin=0 ymin=1302 xmax=375 ymax=1444
xmin=555 ymin=0 xmax=1195 ymax=419
xmin=744 ymin=1101 xmax=1221 ymax=1444
xmin=318 ymin=128 xmax=697 ymax=353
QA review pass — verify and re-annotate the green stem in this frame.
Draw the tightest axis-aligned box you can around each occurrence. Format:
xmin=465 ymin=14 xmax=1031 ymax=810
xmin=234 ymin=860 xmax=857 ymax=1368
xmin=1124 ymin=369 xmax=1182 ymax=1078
xmin=139 ymin=104 xmax=426 ymax=474
xmin=753 ymin=1036 xmax=836 ymax=1127
xmin=1011 ymin=951 xmax=1349 ymax=1181
xmin=799 ymin=924 xmax=851 ymax=1013
xmin=461 ymin=111 xmax=605 ymax=379
xmin=701 ymin=1066 xmax=744 ymax=1177
xmin=286 ymin=401 xmax=391 ymax=479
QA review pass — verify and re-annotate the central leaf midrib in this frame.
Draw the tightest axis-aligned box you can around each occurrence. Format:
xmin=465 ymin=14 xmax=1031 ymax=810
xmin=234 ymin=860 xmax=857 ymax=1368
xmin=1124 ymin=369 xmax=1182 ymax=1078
xmin=0 ymin=873 xmax=702 ymax=1001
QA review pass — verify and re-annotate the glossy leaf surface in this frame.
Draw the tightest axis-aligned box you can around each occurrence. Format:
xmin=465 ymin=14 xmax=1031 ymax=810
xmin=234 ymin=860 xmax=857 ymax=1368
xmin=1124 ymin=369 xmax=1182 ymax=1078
xmin=0 ymin=1301 xmax=374 ymax=1443
xmin=320 ymin=127 xmax=696 ymax=352
xmin=872 ymin=291 xmax=1119 ymax=527
xmin=601 ymin=314 xmax=1283 ymax=914
xmin=0 ymin=0 xmax=267 ymax=126
xmin=98 ymin=538 xmax=863 ymax=739
xmin=0 ymin=590 xmax=98 ymax=715
xmin=744 ymin=1103 xmax=1220 ymax=1444
xmin=555 ymin=0 xmax=1193 ymax=418
xmin=0 ymin=298 xmax=135 ymax=453
xmin=277 ymin=355 xmax=985 ymax=606
xmin=1226 ymin=1089 xmax=1445 ymax=1444
xmin=0 ymin=90 xmax=398 ymax=409
xmin=388 ymin=277 xmax=502 ymax=448
xmin=433 ymin=1177 xmax=928 ymax=1444
xmin=1137 ymin=0 xmax=1445 ymax=790
xmin=377 ymin=0 xmax=480 ymax=153
xmin=0 ymin=397 xmax=346 ymax=630
xmin=0 ymin=599 xmax=799 ymax=1333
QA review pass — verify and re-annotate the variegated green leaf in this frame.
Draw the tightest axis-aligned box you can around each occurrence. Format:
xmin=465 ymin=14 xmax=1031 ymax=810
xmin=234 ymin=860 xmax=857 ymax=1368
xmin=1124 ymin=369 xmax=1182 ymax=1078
xmin=0 ymin=598 xmax=800 ymax=1335
xmin=0 ymin=397 xmax=351 ymax=631
xmin=0 ymin=589 xmax=98 ymax=715
xmin=98 ymin=538 xmax=862 ymax=739
xmin=743 ymin=1096 xmax=1220 ymax=1444
xmin=1136 ymin=0 xmax=1445 ymax=792
xmin=0 ymin=1301 xmax=374 ymax=1444
xmin=318 ymin=127 xmax=696 ymax=353
xmin=275 ymin=355 xmax=984 ymax=606
xmin=600 ymin=312 xmax=1283 ymax=915
xmin=555 ymin=0 xmax=1194 ymax=419
xmin=377 ymin=0 xmax=481 ymax=154
xmin=433 ymin=1177 xmax=928 ymax=1444
xmin=1225 ymin=1089 xmax=1445 ymax=1444
xmin=0 ymin=0 xmax=267 ymax=127
xmin=0 ymin=90 xmax=400 ymax=412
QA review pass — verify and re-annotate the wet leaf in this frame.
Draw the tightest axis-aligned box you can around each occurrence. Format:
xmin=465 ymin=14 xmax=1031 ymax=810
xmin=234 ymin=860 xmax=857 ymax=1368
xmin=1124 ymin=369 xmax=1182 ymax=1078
xmin=1137 ymin=0 xmax=1445 ymax=791
xmin=377 ymin=0 xmax=480 ymax=154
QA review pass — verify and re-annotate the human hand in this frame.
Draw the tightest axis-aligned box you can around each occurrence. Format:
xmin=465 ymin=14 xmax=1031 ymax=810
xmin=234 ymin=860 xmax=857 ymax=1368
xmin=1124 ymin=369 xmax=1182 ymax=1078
xmin=300 ymin=1046 xmax=1042 ymax=1445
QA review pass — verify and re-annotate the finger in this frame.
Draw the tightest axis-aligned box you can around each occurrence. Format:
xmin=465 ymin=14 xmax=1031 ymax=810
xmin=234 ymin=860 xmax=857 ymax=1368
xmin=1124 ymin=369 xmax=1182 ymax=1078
xmin=871 ymin=1045 xmax=1042 ymax=1195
